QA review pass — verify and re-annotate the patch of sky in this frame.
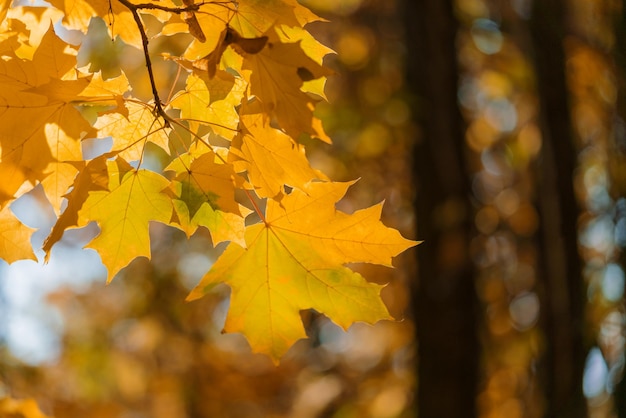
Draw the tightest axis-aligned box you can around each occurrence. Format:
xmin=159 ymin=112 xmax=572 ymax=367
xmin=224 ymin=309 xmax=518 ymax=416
xmin=580 ymin=215 xmax=615 ymax=254
xmin=1 ymin=188 xmax=105 ymax=365
xmin=583 ymin=347 xmax=608 ymax=398
xmin=602 ymin=263 xmax=625 ymax=302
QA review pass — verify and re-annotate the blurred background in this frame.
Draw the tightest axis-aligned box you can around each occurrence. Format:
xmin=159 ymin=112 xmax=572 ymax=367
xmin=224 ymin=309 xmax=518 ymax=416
xmin=1 ymin=0 xmax=626 ymax=417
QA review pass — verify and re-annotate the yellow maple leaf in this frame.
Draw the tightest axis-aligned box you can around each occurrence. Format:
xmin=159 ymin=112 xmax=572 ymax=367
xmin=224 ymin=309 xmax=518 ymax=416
xmin=276 ymin=25 xmax=333 ymax=66
xmin=276 ymin=24 xmax=334 ymax=100
xmin=94 ymin=101 xmax=170 ymax=161
xmin=0 ymin=0 xmax=9 ymax=23
xmin=165 ymin=0 xmax=296 ymax=61
xmin=77 ymin=71 xmax=130 ymax=107
xmin=281 ymin=0 xmax=326 ymax=26
xmin=168 ymin=71 xmax=246 ymax=139
xmin=0 ymin=166 xmax=25 ymax=206
xmin=34 ymin=93 xmax=90 ymax=210
xmin=4 ymin=6 xmax=65 ymax=59
xmin=172 ymin=199 xmax=251 ymax=247
xmin=191 ymin=0 xmax=301 ymax=41
xmin=178 ymin=12 xmax=226 ymax=61
xmin=0 ymin=204 xmax=36 ymax=263
xmin=187 ymin=181 xmax=418 ymax=361
xmin=43 ymin=156 xmax=109 ymax=261
xmin=78 ymin=159 xmax=172 ymax=282
xmin=173 ymin=0 xmax=325 ymax=72
xmin=170 ymin=152 xmax=242 ymax=215
xmin=167 ymin=151 xmax=250 ymax=246
xmin=229 ymin=104 xmax=327 ymax=198
xmin=48 ymin=0 xmax=143 ymax=49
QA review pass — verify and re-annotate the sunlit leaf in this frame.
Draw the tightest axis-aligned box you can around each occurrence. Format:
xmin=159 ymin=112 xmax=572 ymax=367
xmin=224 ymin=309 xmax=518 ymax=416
xmin=237 ymin=29 xmax=333 ymax=141
xmin=94 ymin=101 xmax=170 ymax=161
xmin=48 ymin=0 xmax=142 ymax=48
xmin=188 ymin=181 xmax=418 ymax=361
xmin=0 ymin=205 xmax=36 ymax=263
xmin=169 ymin=71 xmax=245 ymax=139
xmin=78 ymin=159 xmax=173 ymax=282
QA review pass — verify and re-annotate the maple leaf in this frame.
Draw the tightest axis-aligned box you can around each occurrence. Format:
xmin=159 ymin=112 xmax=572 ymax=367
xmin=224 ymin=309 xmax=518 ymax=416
xmin=230 ymin=104 xmax=327 ymax=198
xmin=43 ymin=156 xmax=109 ymax=261
xmin=0 ymin=204 xmax=36 ymax=263
xmin=168 ymin=71 xmax=246 ymax=139
xmin=170 ymin=0 xmax=306 ymax=60
xmin=180 ymin=0 xmax=205 ymax=42
xmin=281 ymin=0 xmax=327 ymax=26
xmin=0 ymin=0 xmax=9 ymax=23
xmin=77 ymin=159 xmax=172 ymax=282
xmin=276 ymin=25 xmax=334 ymax=100
xmin=4 ymin=6 xmax=65 ymax=59
xmin=165 ymin=0 xmax=294 ymax=63
xmin=177 ymin=12 xmax=226 ymax=61
xmin=167 ymin=151 xmax=250 ymax=246
xmin=0 ymin=26 xmax=95 ymax=209
xmin=236 ymin=29 xmax=333 ymax=142
xmin=190 ymin=26 xmax=269 ymax=79
xmin=48 ymin=0 xmax=151 ymax=49
xmin=0 ymin=0 xmax=419 ymax=370
xmin=222 ymin=0 xmax=301 ymax=38
xmin=93 ymin=101 xmax=170 ymax=161
xmin=77 ymin=71 xmax=130 ymax=108
xmin=187 ymin=181 xmax=418 ymax=361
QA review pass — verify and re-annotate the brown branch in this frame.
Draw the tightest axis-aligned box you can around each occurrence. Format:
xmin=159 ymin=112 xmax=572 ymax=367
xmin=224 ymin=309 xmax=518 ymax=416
xmin=123 ymin=1 xmax=233 ymax=15
xmin=115 ymin=0 xmax=237 ymax=127
xmin=116 ymin=0 xmax=170 ymax=127
xmin=125 ymin=1 xmax=200 ymax=13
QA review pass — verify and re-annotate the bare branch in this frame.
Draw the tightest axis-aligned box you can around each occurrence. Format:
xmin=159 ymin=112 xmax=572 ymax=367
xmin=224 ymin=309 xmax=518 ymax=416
xmin=117 ymin=0 xmax=170 ymax=127
xmin=125 ymin=1 xmax=199 ymax=13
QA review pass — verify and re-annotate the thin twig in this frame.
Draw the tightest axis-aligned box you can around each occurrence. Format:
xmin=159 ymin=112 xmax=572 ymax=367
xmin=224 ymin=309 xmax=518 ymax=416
xmin=117 ymin=0 xmax=170 ymax=127
xmin=177 ymin=117 xmax=240 ymax=133
xmin=124 ymin=2 xmax=199 ymax=13
xmin=122 ymin=1 xmax=233 ymax=15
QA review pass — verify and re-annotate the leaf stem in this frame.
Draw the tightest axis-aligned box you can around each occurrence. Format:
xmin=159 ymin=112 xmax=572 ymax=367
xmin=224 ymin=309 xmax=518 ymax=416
xmin=245 ymin=189 xmax=266 ymax=224
xmin=176 ymin=117 xmax=240 ymax=133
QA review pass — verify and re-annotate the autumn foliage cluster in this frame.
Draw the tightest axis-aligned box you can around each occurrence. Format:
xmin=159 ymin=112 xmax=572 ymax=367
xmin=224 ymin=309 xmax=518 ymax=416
xmin=0 ymin=0 xmax=416 ymax=370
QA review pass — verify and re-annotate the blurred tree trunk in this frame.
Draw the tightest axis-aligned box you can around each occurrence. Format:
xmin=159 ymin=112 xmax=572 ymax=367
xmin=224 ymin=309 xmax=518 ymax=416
xmin=529 ymin=0 xmax=587 ymax=417
xmin=403 ymin=1 xmax=479 ymax=417
xmin=611 ymin=1 xmax=626 ymax=416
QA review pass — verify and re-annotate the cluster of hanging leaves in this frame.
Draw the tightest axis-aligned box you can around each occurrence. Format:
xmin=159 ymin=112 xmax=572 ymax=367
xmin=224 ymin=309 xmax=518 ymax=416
xmin=0 ymin=0 xmax=416 ymax=362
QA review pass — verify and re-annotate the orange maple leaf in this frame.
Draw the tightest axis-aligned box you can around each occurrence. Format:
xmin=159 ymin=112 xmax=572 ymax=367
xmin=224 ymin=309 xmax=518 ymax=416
xmin=229 ymin=104 xmax=327 ymax=198
xmin=238 ymin=29 xmax=333 ymax=141
xmin=0 ymin=26 xmax=94 ymax=209
xmin=48 ymin=0 xmax=149 ymax=48
xmin=0 ymin=205 xmax=36 ymax=263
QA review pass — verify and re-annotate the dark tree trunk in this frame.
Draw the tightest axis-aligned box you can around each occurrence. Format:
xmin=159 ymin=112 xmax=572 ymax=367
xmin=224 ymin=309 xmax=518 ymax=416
xmin=529 ymin=0 xmax=587 ymax=417
xmin=610 ymin=1 xmax=626 ymax=416
xmin=403 ymin=1 xmax=479 ymax=417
